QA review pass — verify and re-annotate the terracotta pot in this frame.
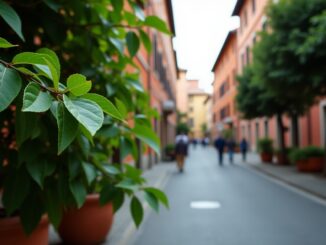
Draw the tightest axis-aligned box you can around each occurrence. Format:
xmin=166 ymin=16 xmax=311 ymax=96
xmin=58 ymin=194 xmax=114 ymax=244
xmin=276 ymin=153 xmax=289 ymax=165
xmin=307 ymin=157 xmax=323 ymax=172
xmin=296 ymin=159 xmax=309 ymax=172
xmin=0 ymin=215 xmax=49 ymax=245
xmin=260 ymin=152 xmax=273 ymax=163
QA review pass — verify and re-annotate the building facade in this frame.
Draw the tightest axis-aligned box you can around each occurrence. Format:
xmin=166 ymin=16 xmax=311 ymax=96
xmin=211 ymin=31 xmax=238 ymax=140
xmin=135 ymin=0 xmax=178 ymax=167
xmin=212 ymin=0 xmax=326 ymax=151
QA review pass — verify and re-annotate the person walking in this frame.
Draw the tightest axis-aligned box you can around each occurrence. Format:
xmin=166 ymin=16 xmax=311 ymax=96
xmin=214 ymin=136 xmax=225 ymax=166
xmin=175 ymin=132 xmax=189 ymax=172
xmin=227 ymin=138 xmax=236 ymax=164
xmin=240 ymin=138 xmax=248 ymax=162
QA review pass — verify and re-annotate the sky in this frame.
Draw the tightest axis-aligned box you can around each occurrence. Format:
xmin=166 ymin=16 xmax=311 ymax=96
xmin=171 ymin=0 xmax=239 ymax=93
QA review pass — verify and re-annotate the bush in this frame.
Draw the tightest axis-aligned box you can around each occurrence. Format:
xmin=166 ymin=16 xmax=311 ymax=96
xmin=304 ymin=146 xmax=325 ymax=158
xmin=289 ymin=148 xmax=307 ymax=163
xmin=165 ymin=144 xmax=175 ymax=154
xmin=257 ymin=138 xmax=273 ymax=154
xmin=289 ymin=146 xmax=325 ymax=163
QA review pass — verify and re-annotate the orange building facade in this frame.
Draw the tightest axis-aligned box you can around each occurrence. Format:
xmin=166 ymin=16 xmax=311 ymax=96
xmin=212 ymin=0 xmax=326 ymax=150
xmin=211 ymin=31 xmax=238 ymax=140
xmin=135 ymin=0 xmax=178 ymax=168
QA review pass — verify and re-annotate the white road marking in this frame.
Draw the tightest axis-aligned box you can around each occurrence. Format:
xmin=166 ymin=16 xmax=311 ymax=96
xmin=190 ymin=201 xmax=221 ymax=209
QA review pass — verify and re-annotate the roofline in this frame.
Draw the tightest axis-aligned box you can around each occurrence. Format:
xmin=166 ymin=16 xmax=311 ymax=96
xmin=232 ymin=0 xmax=244 ymax=16
xmin=166 ymin=0 xmax=176 ymax=36
xmin=211 ymin=31 xmax=236 ymax=72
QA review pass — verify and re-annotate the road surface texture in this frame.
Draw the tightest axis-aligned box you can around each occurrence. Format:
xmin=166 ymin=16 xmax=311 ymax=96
xmin=133 ymin=147 xmax=326 ymax=245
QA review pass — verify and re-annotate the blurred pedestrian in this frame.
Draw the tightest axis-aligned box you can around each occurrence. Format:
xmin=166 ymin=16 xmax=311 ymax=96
xmin=227 ymin=138 xmax=236 ymax=164
xmin=192 ymin=138 xmax=197 ymax=149
xmin=175 ymin=132 xmax=189 ymax=172
xmin=214 ymin=136 xmax=225 ymax=166
xmin=240 ymin=138 xmax=248 ymax=162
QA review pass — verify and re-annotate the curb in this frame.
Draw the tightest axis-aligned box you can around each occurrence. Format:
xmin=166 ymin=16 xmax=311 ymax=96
xmin=245 ymin=162 xmax=326 ymax=202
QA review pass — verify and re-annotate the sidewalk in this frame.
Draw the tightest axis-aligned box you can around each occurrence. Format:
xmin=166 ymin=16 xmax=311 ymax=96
xmin=49 ymin=161 xmax=176 ymax=245
xmin=240 ymin=152 xmax=326 ymax=200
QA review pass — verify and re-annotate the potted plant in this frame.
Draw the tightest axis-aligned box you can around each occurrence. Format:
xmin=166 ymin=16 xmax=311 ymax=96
xmin=164 ymin=144 xmax=176 ymax=160
xmin=303 ymin=146 xmax=324 ymax=172
xmin=0 ymin=0 xmax=171 ymax=244
xmin=289 ymin=148 xmax=308 ymax=171
xmin=257 ymin=138 xmax=274 ymax=163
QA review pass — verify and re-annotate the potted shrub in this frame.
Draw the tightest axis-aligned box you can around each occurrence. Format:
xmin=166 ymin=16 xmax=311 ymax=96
xmin=164 ymin=144 xmax=176 ymax=160
xmin=0 ymin=1 xmax=171 ymax=244
xmin=289 ymin=148 xmax=308 ymax=171
xmin=257 ymin=138 xmax=274 ymax=163
xmin=303 ymin=146 xmax=324 ymax=172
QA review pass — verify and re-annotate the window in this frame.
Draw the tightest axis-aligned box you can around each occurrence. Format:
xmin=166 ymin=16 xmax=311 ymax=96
xmin=188 ymin=118 xmax=194 ymax=127
xmin=241 ymin=53 xmax=245 ymax=71
xmin=233 ymin=69 xmax=237 ymax=84
xmin=253 ymin=35 xmax=257 ymax=45
xmin=219 ymin=80 xmax=230 ymax=98
xmin=262 ymin=21 xmax=268 ymax=31
xmin=252 ymin=0 xmax=256 ymax=14
xmin=244 ymin=10 xmax=248 ymax=27
xmin=246 ymin=46 xmax=250 ymax=65
xmin=264 ymin=120 xmax=269 ymax=137
xmin=255 ymin=122 xmax=260 ymax=140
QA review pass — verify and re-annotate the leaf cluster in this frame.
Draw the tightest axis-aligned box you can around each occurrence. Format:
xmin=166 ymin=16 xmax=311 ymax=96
xmin=0 ymin=0 xmax=171 ymax=233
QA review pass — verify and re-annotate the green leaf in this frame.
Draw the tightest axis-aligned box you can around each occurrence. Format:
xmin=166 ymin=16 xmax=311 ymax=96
xmin=144 ymin=16 xmax=171 ymax=35
xmin=144 ymin=191 xmax=159 ymax=213
xmin=126 ymin=77 xmax=144 ymax=92
xmin=13 ymin=52 xmax=59 ymax=88
xmin=0 ymin=0 xmax=25 ymax=41
xmin=57 ymin=102 xmax=79 ymax=154
xmin=15 ymin=111 xmax=40 ymax=146
xmin=0 ymin=37 xmax=17 ymax=48
xmin=144 ymin=187 xmax=169 ymax=208
xmin=37 ymin=48 xmax=60 ymax=82
xmin=111 ymin=0 xmax=123 ymax=12
xmin=82 ymin=162 xmax=97 ymax=185
xmin=109 ymin=38 xmax=124 ymax=54
xmin=103 ymin=165 xmax=121 ymax=175
xmin=0 ymin=65 xmax=22 ymax=112
xmin=26 ymin=159 xmax=56 ymax=188
xmin=130 ymin=196 xmax=143 ymax=227
xmin=67 ymin=74 xmax=91 ymax=96
xmin=22 ymin=82 xmax=52 ymax=112
xmin=44 ymin=183 xmax=62 ymax=228
xmin=69 ymin=179 xmax=87 ymax=208
xmin=116 ymin=179 xmax=137 ymax=191
xmin=115 ymin=98 xmax=127 ymax=119
xmin=2 ymin=167 xmax=31 ymax=215
xmin=43 ymin=0 xmax=61 ymax=12
xmin=126 ymin=31 xmax=140 ymax=57
xmin=63 ymin=95 xmax=104 ymax=136
xmin=139 ymin=30 xmax=152 ymax=53
xmin=20 ymin=189 xmax=44 ymax=235
xmin=82 ymin=93 xmax=123 ymax=121
xmin=134 ymin=5 xmax=145 ymax=21
xmin=133 ymin=124 xmax=160 ymax=154
xmin=100 ymin=187 xmax=124 ymax=212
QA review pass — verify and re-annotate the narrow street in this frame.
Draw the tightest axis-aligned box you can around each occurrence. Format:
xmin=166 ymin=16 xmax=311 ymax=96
xmin=133 ymin=147 xmax=326 ymax=245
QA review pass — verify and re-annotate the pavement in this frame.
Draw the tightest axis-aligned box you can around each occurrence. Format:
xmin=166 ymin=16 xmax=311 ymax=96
xmin=50 ymin=146 xmax=326 ymax=244
xmin=243 ymin=152 xmax=326 ymax=200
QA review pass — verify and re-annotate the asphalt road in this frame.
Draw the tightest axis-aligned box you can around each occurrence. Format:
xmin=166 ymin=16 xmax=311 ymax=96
xmin=133 ymin=147 xmax=326 ymax=245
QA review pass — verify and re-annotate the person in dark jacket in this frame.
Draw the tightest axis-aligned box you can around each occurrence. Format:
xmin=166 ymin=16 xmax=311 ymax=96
xmin=214 ymin=136 xmax=225 ymax=166
xmin=175 ymin=133 xmax=189 ymax=172
xmin=227 ymin=138 xmax=236 ymax=164
xmin=240 ymin=138 xmax=248 ymax=162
